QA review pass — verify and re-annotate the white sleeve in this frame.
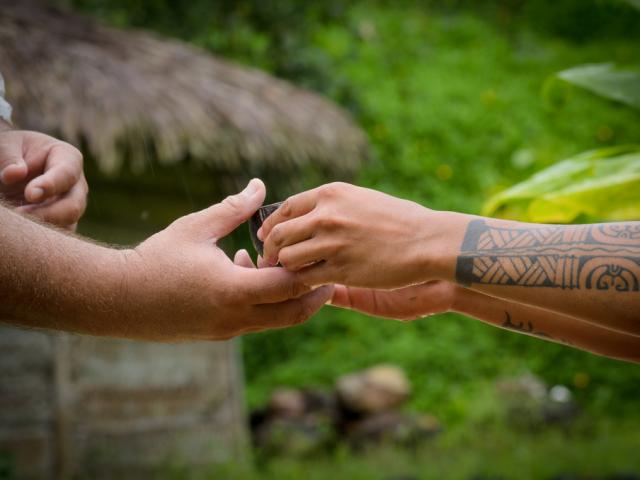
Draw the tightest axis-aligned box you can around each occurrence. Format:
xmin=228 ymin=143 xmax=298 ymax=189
xmin=0 ymin=72 xmax=13 ymax=123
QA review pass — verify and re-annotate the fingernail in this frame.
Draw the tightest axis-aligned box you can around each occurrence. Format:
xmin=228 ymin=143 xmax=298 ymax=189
xmin=242 ymin=178 xmax=261 ymax=198
xmin=30 ymin=187 xmax=44 ymax=201
xmin=257 ymin=227 xmax=264 ymax=241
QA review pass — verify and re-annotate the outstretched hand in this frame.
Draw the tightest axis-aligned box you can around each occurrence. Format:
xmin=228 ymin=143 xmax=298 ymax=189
xmin=0 ymin=129 xmax=88 ymax=229
xmin=121 ymin=179 xmax=333 ymax=341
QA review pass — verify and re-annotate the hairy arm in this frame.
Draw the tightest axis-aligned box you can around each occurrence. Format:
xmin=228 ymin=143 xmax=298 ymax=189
xmin=0 ymin=179 xmax=333 ymax=341
xmin=451 ymin=217 xmax=640 ymax=336
xmin=0 ymin=201 xmax=125 ymax=334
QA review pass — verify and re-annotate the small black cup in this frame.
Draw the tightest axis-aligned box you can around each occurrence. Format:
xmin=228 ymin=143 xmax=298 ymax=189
xmin=249 ymin=201 xmax=283 ymax=256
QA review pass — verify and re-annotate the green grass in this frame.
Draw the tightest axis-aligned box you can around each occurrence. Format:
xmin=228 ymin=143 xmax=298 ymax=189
xmin=167 ymin=420 xmax=640 ymax=479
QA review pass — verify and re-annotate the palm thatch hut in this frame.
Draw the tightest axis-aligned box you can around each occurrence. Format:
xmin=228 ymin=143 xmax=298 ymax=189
xmin=0 ymin=2 xmax=368 ymax=479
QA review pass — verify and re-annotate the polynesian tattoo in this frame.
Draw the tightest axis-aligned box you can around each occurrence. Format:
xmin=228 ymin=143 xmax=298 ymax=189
xmin=455 ymin=220 xmax=640 ymax=291
xmin=501 ymin=311 xmax=572 ymax=345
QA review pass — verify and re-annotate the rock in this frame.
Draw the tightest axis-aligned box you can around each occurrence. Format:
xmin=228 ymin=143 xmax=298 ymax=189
xmin=252 ymin=416 xmax=333 ymax=457
xmin=496 ymin=375 xmax=579 ymax=430
xmin=496 ymin=372 xmax=546 ymax=401
xmin=268 ymin=388 xmax=306 ymax=418
xmin=542 ymin=384 xmax=579 ymax=426
xmin=336 ymin=364 xmax=411 ymax=414
xmin=346 ymin=411 xmax=441 ymax=448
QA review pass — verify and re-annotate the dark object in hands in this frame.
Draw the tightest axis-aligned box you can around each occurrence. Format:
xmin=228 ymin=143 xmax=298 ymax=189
xmin=249 ymin=201 xmax=283 ymax=256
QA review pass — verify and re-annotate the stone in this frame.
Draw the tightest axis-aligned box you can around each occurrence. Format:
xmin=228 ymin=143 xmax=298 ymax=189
xmin=336 ymin=364 xmax=411 ymax=414
xmin=346 ymin=411 xmax=441 ymax=448
xmin=496 ymin=374 xmax=579 ymax=430
xmin=268 ymin=388 xmax=306 ymax=418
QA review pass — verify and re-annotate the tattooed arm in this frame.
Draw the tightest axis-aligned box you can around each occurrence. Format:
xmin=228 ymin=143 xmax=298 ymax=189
xmin=454 ymin=218 xmax=640 ymax=336
xmin=258 ymin=183 xmax=640 ymax=336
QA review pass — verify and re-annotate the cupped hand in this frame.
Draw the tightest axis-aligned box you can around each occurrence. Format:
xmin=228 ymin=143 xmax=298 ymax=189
xmin=0 ymin=129 xmax=88 ymax=229
xmin=259 ymin=182 xmax=444 ymax=289
xmin=329 ymin=280 xmax=457 ymax=321
xmin=121 ymin=179 xmax=333 ymax=341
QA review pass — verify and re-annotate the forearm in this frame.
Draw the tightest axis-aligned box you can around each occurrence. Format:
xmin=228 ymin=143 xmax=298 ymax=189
xmin=423 ymin=212 xmax=640 ymax=335
xmin=0 ymin=203 xmax=128 ymax=336
xmin=452 ymin=286 xmax=640 ymax=363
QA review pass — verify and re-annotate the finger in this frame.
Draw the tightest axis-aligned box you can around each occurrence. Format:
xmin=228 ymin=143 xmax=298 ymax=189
xmin=0 ymin=142 xmax=28 ymax=186
xmin=257 ymin=255 xmax=270 ymax=269
xmin=186 ymin=178 xmax=266 ymax=241
xmin=329 ymin=285 xmax=381 ymax=315
xmin=234 ymin=249 xmax=256 ymax=268
xmin=18 ymin=180 xmax=87 ymax=227
xmin=328 ymin=284 xmax=356 ymax=308
xmin=251 ymin=285 xmax=333 ymax=330
xmin=263 ymin=214 xmax=317 ymax=266
xmin=295 ymin=260 xmax=337 ymax=287
xmin=237 ymin=266 xmax=312 ymax=304
xmin=258 ymin=188 xmax=320 ymax=241
xmin=277 ymin=239 xmax=328 ymax=271
xmin=24 ymin=143 xmax=83 ymax=203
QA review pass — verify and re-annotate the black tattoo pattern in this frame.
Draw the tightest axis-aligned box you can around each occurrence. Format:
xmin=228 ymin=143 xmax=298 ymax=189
xmin=501 ymin=312 xmax=572 ymax=345
xmin=456 ymin=220 xmax=640 ymax=291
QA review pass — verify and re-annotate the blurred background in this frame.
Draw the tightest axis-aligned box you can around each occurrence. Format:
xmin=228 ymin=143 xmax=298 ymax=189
xmin=1 ymin=0 xmax=639 ymax=479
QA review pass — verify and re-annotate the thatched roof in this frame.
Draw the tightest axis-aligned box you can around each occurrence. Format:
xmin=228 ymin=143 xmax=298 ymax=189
xmin=0 ymin=1 xmax=368 ymax=175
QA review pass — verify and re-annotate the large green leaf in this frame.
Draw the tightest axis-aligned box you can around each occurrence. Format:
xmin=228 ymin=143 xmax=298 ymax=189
xmin=483 ymin=146 xmax=640 ymax=223
xmin=624 ymin=0 xmax=640 ymax=11
xmin=557 ymin=63 xmax=640 ymax=110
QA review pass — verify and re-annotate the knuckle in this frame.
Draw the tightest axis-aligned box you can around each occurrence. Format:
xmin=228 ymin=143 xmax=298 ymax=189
xmin=320 ymin=182 xmax=348 ymax=198
xmin=324 ymin=240 xmax=342 ymax=256
xmin=222 ymin=193 xmax=244 ymax=213
xmin=65 ymin=203 xmax=83 ymax=224
xmin=317 ymin=215 xmax=341 ymax=230
xmin=38 ymin=178 xmax=54 ymax=193
xmin=278 ymin=199 xmax=293 ymax=218
xmin=270 ymin=224 xmax=285 ymax=246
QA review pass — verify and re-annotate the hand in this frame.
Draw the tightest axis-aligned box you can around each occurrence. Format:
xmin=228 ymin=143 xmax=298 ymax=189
xmin=0 ymin=129 xmax=88 ymax=229
xmin=259 ymin=182 xmax=452 ymax=289
xmin=121 ymin=179 xmax=333 ymax=341
xmin=329 ymin=281 xmax=457 ymax=321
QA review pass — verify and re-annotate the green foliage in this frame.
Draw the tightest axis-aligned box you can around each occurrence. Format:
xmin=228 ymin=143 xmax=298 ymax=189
xmin=558 ymin=63 xmax=640 ymax=110
xmin=483 ymin=146 xmax=640 ymax=222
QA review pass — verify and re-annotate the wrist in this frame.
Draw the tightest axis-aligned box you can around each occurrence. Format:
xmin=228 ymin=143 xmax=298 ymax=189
xmin=414 ymin=210 xmax=474 ymax=283
xmin=68 ymin=246 xmax=136 ymax=337
xmin=448 ymin=283 xmax=475 ymax=314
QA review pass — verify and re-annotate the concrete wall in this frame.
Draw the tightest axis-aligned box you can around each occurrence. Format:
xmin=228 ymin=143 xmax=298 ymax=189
xmin=0 ymin=326 xmax=248 ymax=479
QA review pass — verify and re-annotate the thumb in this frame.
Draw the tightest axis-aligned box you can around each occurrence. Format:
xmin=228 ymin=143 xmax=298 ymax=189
xmin=0 ymin=137 xmax=28 ymax=185
xmin=191 ymin=178 xmax=266 ymax=241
